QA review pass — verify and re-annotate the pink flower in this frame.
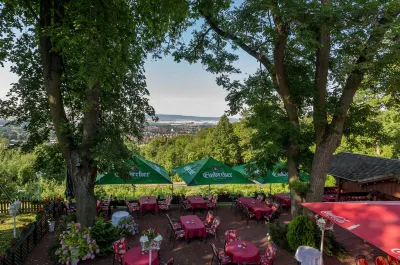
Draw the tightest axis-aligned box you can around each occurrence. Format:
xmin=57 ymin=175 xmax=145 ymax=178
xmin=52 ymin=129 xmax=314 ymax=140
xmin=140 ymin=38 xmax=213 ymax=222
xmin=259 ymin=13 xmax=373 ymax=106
xmin=91 ymin=254 xmax=95 ymax=259
xmin=95 ymin=249 xmax=100 ymax=254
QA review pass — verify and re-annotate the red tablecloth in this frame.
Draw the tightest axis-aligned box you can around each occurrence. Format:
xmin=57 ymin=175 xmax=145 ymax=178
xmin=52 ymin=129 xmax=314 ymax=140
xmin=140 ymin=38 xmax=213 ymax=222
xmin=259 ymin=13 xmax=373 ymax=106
xmin=323 ymin=194 xmax=337 ymax=202
xmin=139 ymin=196 xmax=159 ymax=213
xmin=226 ymin=240 xmax=261 ymax=264
xmin=179 ymin=215 xmax=206 ymax=240
xmin=238 ymin=197 xmax=272 ymax=220
xmin=187 ymin=196 xmax=208 ymax=209
xmin=275 ymin=194 xmax=291 ymax=207
xmin=122 ymin=247 xmax=159 ymax=265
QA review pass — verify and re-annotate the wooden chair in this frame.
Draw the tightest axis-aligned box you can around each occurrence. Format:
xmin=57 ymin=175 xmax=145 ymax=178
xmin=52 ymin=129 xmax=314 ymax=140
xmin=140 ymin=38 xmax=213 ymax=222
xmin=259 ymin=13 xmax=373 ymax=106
xmin=388 ymin=255 xmax=400 ymax=265
xmin=355 ymin=255 xmax=369 ymax=265
xmin=242 ymin=206 xmax=257 ymax=224
xmin=264 ymin=210 xmax=281 ymax=223
xmin=170 ymin=223 xmax=185 ymax=247
xmin=127 ymin=202 xmax=139 ymax=217
xmin=260 ymin=242 xmax=277 ymax=265
xmin=210 ymin=243 xmax=232 ymax=265
xmin=166 ymin=214 xmax=182 ymax=237
xmin=208 ymin=196 xmax=218 ymax=213
xmin=159 ymin=196 xmax=172 ymax=214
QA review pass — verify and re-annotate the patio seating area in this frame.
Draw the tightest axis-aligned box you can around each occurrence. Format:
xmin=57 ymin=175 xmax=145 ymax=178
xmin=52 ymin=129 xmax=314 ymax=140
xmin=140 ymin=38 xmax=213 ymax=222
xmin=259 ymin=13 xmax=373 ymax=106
xmin=22 ymin=202 xmax=394 ymax=265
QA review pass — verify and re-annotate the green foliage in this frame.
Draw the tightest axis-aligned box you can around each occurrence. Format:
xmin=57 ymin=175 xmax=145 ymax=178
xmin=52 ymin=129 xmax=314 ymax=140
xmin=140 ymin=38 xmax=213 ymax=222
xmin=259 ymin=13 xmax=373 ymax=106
xmin=117 ymin=216 xmax=139 ymax=236
xmin=206 ymin=115 xmax=241 ymax=166
xmin=287 ymin=215 xmax=316 ymax=251
xmin=267 ymin=221 xmax=290 ymax=250
xmin=325 ymin=175 xmax=336 ymax=187
xmin=33 ymin=143 xmax=65 ymax=182
xmin=315 ymin=229 xmax=348 ymax=260
xmin=290 ymin=180 xmax=310 ymax=197
xmin=90 ymin=217 xmax=119 ymax=255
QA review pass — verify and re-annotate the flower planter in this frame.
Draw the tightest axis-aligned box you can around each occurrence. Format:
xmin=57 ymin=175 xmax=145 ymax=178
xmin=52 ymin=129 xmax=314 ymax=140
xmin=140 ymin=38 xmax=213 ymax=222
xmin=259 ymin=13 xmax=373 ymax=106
xmin=48 ymin=221 xmax=55 ymax=232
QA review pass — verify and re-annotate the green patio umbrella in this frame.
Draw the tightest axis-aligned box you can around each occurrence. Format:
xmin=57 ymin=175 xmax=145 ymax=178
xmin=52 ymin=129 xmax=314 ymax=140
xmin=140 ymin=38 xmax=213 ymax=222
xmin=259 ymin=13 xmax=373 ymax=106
xmin=96 ymin=156 xmax=172 ymax=198
xmin=172 ymin=157 xmax=254 ymax=193
xmin=233 ymin=162 xmax=309 ymax=192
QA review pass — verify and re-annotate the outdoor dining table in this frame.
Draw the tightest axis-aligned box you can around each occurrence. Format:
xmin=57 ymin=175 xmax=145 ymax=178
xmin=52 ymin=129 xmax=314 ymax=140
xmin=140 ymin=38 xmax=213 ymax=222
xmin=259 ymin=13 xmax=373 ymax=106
xmin=179 ymin=215 xmax=206 ymax=241
xmin=122 ymin=246 xmax=159 ymax=265
xmin=186 ymin=196 xmax=208 ymax=210
xmin=139 ymin=196 xmax=159 ymax=214
xmin=323 ymin=194 xmax=337 ymax=202
xmin=111 ymin=211 xmax=129 ymax=227
xmin=225 ymin=240 xmax=261 ymax=264
xmin=275 ymin=193 xmax=291 ymax=207
xmin=238 ymin=197 xmax=272 ymax=220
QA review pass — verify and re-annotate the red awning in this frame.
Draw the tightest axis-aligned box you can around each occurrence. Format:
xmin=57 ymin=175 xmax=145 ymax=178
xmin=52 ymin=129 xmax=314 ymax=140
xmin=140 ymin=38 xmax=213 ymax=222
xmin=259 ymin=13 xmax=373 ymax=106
xmin=301 ymin=201 xmax=400 ymax=259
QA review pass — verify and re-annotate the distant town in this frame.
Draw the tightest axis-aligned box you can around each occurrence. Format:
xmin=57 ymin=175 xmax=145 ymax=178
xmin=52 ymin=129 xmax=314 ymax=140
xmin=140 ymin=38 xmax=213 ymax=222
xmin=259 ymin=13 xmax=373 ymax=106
xmin=0 ymin=114 xmax=240 ymax=146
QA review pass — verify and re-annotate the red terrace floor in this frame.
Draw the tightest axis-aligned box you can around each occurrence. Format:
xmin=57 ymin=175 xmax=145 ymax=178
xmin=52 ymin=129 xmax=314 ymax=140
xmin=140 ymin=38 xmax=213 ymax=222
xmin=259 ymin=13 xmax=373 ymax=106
xmin=24 ymin=205 xmax=381 ymax=265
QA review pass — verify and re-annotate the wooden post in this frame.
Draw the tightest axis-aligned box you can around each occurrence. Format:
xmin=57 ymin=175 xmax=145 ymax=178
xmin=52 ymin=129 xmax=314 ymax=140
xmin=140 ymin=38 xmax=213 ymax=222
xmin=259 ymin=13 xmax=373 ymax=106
xmin=336 ymin=178 xmax=341 ymax=202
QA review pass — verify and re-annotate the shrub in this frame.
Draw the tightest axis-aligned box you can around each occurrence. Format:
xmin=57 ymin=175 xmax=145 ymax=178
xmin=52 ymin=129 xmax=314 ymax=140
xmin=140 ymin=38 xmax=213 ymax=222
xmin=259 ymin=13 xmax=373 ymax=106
xmin=56 ymin=222 xmax=100 ymax=264
xmin=315 ymin=228 xmax=348 ymax=259
xmin=267 ymin=221 xmax=290 ymax=250
xmin=287 ymin=215 xmax=315 ymax=251
xmin=90 ymin=217 xmax=119 ymax=255
xmin=117 ymin=216 xmax=139 ymax=236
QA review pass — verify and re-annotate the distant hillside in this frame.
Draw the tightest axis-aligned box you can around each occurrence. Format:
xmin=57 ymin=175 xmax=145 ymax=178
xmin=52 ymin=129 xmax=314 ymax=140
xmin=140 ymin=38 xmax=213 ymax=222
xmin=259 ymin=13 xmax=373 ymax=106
xmin=146 ymin=114 xmax=239 ymax=124
xmin=0 ymin=120 xmax=7 ymax=126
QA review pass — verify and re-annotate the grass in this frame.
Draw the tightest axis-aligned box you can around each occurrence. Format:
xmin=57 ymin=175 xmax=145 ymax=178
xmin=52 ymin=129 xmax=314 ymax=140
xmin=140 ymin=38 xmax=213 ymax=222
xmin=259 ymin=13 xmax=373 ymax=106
xmin=0 ymin=213 xmax=37 ymax=257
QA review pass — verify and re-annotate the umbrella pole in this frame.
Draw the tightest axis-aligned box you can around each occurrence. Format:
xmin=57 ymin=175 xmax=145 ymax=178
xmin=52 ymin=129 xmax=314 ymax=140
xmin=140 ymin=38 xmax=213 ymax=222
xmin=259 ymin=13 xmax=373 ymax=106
xmin=320 ymin=229 xmax=325 ymax=265
xmin=269 ymin=183 xmax=272 ymax=194
xmin=208 ymin=185 xmax=210 ymax=197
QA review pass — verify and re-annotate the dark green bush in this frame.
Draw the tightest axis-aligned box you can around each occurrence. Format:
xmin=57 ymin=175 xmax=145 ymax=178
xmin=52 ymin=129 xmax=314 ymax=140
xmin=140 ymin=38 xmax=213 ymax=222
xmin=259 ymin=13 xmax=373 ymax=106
xmin=287 ymin=215 xmax=315 ymax=251
xmin=315 ymin=228 xmax=348 ymax=259
xmin=267 ymin=221 xmax=290 ymax=250
xmin=90 ymin=217 xmax=120 ymax=255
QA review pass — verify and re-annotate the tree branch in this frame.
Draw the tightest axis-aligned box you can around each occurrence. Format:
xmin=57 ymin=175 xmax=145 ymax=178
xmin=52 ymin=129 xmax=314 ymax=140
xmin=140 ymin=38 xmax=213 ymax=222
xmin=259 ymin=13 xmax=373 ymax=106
xmin=314 ymin=0 xmax=331 ymax=144
xmin=330 ymin=12 xmax=399 ymax=133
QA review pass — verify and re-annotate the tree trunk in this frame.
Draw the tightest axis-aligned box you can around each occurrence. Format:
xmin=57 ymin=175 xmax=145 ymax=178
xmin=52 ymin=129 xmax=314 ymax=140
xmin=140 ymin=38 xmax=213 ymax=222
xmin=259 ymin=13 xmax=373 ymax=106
xmin=287 ymin=140 xmax=302 ymax=217
xmin=69 ymin=154 xmax=97 ymax=227
xmin=306 ymin=134 xmax=341 ymax=202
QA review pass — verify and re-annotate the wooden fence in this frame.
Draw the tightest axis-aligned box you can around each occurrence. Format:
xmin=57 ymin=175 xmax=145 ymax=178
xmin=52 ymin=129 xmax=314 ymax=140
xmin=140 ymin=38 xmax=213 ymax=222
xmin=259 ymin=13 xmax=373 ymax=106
xmin=0 ymin=199 xmax=42 ymax=214
xmin=0 ymin=203 xmax=63 ymax=265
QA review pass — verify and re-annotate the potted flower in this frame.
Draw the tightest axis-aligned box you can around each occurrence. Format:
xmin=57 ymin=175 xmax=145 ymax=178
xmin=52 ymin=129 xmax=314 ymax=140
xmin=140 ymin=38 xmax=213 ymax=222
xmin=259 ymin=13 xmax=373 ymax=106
xmin=48 ymin=217 xmax=55 ymax=232
xmin=140 ymin=228 xmax=162 ymax=249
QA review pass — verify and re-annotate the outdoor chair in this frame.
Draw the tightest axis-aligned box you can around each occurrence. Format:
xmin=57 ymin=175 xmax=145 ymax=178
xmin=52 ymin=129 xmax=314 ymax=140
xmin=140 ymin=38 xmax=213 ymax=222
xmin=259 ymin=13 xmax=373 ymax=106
xmin=374 ymin=255 xmax=389 ymax=265
xmin=158 ymin=195 xmax=172 ymax=205
xmin=112 ymin=237 xmax=129 ymax=265
xmin=260 ymin=242 xmax=277 ymax=265
xmin=166 ymin=214 xmax=182 ymax=237
xmin=242 ymin=206 xmax=257 ymax=224
xmin=161 ymin=258 xmax=174 ymax=265
xmin=210 ymin=243 xmax=232 ymax=265
xmin=203 ymin=210 xmax=215 ymax=227
xmin=180 ymin=198 xmax=192 ymax=212
xmin=159 ymin=196 xmax=172 ymax=214
xmin=256 ymin=194 xmax=264 ymax=202
xmin=96 ymin=200 xmax=102 ymax=214
xmin=208 ymin=197 xmax=218 ymax=213
xmin=206 ymin=216 xmax=221 ymax=242
xmin=127 ymin=202 xmax=139 ymax=217
xmin=224 ymin=229 xmax=238 ymax=248
xmin=264 ymin=198 xmax=273 ymax=207
xmin=64 ymin=202 xmax=76 ymax=214
xmin=170 ymin=225 xmax=185 ymax=247
xmin=264 ymin=209 xmax=281 ymax=223
xmin=230 ymin=197 xmax=237 ymax=210
xmin=271 ymin=202 xmax=281 ymax=211
xmin=355 ymin=255 xmax=369 ymax=265
xmin=388 ymin=255 xmax=400 ymax=265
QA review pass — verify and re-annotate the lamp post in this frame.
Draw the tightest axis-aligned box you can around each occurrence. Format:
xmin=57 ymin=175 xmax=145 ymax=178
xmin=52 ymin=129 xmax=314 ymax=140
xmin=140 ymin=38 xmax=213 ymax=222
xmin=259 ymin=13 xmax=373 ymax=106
xmin=316 ymin=215 xmax=334 ymax=265
xmin=9 ymin=200 xmax=21 ymax=238
xmin=36 ymin=172 xmax=42 ymax=201
xmin=139 ymin=234 xmax=163 ymax=265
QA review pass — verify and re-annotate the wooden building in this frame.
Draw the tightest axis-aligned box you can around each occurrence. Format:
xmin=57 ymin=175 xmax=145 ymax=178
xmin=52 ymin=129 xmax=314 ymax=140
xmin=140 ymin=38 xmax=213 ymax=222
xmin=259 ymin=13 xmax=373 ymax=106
xmin=328 ymin=152 xmax=400 ymax=200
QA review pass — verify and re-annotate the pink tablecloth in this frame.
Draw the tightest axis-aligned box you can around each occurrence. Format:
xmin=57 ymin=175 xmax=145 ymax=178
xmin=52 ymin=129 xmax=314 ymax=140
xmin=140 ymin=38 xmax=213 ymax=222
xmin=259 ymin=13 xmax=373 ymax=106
xmin=238 ymin=197 xmax=272 ymax=220
xmin=323 ymin=194 xmax=337 ymax=202
xmin=187 ymin=196 xmax=208 ymax=209
xmin=179 ymin=215 xmax=206 ymax=240
xmin=139 ymin=196 xmax=159 ymax=213
xmin=275 ymin=194 xmax=291 ymax=207
xmin=122 ymin=247 xmax=159 ymax=265
xmin=226 ymin=240 xmax=261 ymax=264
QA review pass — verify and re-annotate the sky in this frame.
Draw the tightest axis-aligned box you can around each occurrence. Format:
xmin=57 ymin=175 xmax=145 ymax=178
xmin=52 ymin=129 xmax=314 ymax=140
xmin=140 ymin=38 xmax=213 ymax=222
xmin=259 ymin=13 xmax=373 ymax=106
xmin=0 ymin=50 xmax=259 ymax=117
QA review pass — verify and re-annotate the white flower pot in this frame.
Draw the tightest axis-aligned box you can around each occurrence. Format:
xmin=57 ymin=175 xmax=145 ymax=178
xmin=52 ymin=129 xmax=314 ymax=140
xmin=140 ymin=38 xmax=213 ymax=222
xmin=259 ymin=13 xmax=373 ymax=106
xmin=48 ymin=221 xmax=55 ymax=232
xmin=71 ymin=260 xmax=79 ymax=265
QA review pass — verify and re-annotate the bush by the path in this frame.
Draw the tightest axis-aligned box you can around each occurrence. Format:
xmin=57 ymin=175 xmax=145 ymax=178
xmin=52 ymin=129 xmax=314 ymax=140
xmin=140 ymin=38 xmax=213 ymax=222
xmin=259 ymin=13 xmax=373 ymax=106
xmin=90 ymin=217 xmax=119 ymax=255
xmin=287 ymin=215 xmax=316 ymax=251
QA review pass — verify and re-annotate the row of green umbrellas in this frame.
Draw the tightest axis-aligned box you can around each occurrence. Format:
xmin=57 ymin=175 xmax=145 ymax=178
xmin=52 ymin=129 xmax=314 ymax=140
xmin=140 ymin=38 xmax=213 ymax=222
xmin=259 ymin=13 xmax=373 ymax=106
xmin=96 ymin=155 xmax=309 ymax=187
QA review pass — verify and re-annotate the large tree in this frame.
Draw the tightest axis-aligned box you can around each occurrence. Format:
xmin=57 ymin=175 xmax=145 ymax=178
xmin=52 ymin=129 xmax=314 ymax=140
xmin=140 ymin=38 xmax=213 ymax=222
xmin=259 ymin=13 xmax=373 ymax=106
xmin=0 ymin=0 xmax=187 ymax=226
xmin=174 ymin=0 xmax=400 ymax=214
